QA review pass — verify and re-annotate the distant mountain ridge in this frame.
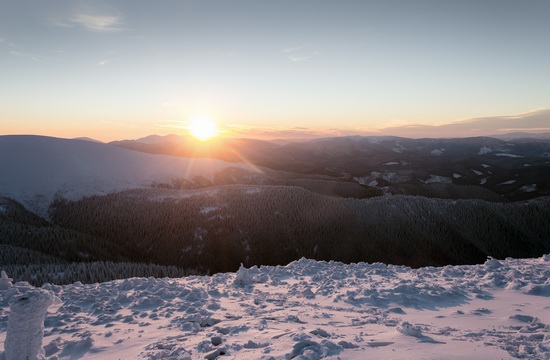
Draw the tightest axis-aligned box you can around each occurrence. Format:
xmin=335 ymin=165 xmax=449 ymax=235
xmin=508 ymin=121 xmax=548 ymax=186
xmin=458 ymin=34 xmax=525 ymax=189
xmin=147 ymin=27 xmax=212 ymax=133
xmin=110 ymin=134 xmax=550 ymax=201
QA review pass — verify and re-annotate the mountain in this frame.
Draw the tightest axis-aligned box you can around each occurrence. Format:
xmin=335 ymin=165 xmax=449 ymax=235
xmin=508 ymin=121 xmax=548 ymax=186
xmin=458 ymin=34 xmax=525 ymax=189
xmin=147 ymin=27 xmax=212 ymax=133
xmin=110 ymin=135 xmax=550 ymax=201
xmin=0 ymin=135 xmax=259 ymax=217
xmin=491 ymin=131 xmax=550 ymax=141
xmin=110 ymin=134 xmax=279 ymax=163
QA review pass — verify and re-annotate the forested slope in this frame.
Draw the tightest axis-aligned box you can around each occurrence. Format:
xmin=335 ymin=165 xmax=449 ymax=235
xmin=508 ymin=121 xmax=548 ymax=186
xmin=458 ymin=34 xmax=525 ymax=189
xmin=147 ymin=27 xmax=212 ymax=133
xmin=47 ymin=186 xmax=550 ymax=273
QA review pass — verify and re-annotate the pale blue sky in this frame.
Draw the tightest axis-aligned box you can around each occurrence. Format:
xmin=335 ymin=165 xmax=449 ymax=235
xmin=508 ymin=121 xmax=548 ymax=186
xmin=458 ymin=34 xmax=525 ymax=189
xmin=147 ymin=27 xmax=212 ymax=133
xmin=1 ymin=0 xmax=549 ymax=140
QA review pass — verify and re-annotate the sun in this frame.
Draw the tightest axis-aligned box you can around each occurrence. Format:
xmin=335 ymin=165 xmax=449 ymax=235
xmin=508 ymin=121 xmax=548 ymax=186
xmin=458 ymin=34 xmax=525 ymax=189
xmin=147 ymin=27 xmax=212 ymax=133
xmin=187 ymin=117 xmax=219 ymax=141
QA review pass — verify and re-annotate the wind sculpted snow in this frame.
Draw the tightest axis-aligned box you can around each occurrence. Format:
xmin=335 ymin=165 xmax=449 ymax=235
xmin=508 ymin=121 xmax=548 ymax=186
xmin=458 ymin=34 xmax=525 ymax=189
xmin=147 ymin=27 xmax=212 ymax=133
xmin=1 ymin=256 xmax=549 ymax=359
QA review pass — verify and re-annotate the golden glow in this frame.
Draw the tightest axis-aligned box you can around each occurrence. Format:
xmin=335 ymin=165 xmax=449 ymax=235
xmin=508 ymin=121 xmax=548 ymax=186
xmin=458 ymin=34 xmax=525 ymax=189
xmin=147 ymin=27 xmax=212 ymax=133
xmin=187 ymin=117 xmax=219 ymax=141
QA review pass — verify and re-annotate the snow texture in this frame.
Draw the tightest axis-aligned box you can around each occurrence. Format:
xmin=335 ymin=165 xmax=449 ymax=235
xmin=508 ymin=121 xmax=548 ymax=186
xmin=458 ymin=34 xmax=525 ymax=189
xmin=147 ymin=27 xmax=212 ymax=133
xmin=1 ymin=256 xmax=550 ymax=359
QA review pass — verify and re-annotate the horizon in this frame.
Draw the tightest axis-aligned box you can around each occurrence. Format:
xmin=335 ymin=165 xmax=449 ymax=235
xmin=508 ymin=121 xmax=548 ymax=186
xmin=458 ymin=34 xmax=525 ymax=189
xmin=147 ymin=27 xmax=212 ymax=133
xmin=1 ymin=1 xmax=550 ymax=141
xmin=3 ymin=107 xmax=550 ymax=144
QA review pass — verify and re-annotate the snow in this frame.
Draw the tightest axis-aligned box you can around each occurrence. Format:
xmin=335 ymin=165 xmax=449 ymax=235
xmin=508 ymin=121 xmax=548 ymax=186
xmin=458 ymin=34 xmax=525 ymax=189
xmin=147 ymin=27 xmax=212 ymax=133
xmin=471 ymin=169 xmax=483 ymax=176
xmin=498 ymin=180 xmax=517 ymax=185
xmin=200 ymin=207 xmax=219 ymax=215
xmin=478 ymin=146 xmax=493 ymax=155
xmin=495 ymin=153 xmax=524 ymax=158
xmin=1 ymin=256 xmax=550 ymax=359
xmin=452 ymin=173 xmax=462 ymax=179
xmin=520 ymin=184 xmax=537 ymax=193
xmin=382 ymin=162 xmax=399 ymax=166
xmin=430 ymin=148 xmax=444 ymax=156
xmin=424 ymin=175 xmax=452 ymax=184
xmin=0 ymin=272 xmax=12 ymax=291
xmin=4 ymin=289 xmax=57 ymax=360
xmin=354 ymin=171 xmax=411 ymax=186
xmin=481 ymin=164 xmax=490 ymax=168
xmin=0 ymin=136 xmax=259 ymax=217
xmin=480 ymin=178 xmax=488 ymax=185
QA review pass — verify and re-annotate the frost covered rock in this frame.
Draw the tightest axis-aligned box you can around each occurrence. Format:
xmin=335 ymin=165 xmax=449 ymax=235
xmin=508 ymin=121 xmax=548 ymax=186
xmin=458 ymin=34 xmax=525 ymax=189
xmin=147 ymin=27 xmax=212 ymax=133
xmin=233 ymin=263 xmax=253 ymax=287
xmin=0 ymin=270 xmax=13 ymax=290
xmin=397 ymin=321 xmax=423 ymax=337
xmin=4 ymin=289 xmax=56 ymax=360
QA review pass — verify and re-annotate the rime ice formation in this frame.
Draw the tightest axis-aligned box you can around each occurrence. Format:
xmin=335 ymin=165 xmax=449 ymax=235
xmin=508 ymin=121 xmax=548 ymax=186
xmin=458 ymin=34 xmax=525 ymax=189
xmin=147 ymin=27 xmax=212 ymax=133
xmin=4 ymin=289 xmax=55 ymax=360
xmin=0 ymin=271 xmax=12 ymax=290
xmin=233 ymin=263 xmax=253 ymax=287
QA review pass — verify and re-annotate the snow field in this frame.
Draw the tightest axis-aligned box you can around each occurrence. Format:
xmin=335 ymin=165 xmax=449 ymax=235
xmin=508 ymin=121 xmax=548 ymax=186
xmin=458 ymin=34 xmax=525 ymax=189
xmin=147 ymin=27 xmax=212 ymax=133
xmin=0 ymin=256 xmax=549 ymax=359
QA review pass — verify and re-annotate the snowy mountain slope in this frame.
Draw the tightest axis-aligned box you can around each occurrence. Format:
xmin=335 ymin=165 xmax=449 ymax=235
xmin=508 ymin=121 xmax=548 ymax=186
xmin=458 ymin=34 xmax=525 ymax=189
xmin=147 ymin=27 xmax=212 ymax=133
xmin=111 ymin=134 xmax=550 ymax=201
xmin=1 ymin=256 xmax=549 ymax=359
xmin=0 ymin=135 xmax=259 ymax=216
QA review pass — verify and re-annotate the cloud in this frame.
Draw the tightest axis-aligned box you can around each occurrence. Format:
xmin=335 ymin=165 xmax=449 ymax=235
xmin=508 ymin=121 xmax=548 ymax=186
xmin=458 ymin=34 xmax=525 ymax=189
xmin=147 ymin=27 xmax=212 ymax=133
xmin=288 ymin=51 xmax=319 ymax=62
xmin=223 ymin=124 xmax=346 ymax=140
xmin=379 ymin=109 xmax=550 ymax=138
xmin=70 ymin=13 xmax=125 ymax=32
xmin=8 ymin=50 xmax=52 ymax=62
xmin=0 ymin=37 xmax=18 ymax=48
xmin=283 ymin=45 xmax=319 ymax=62
xmin=50 ymin=4 xmax=126 ymax=33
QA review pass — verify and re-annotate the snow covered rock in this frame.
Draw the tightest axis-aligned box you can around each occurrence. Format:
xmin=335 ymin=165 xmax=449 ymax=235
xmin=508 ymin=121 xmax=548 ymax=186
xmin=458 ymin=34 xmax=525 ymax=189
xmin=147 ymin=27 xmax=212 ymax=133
xmin=397 ymin=321 xmax=423 ymax=337
xmin=0 ymin=271 xmax=13 ymax=290
xmin=4 ymin=289 xmax=56 ymax=360
xmin=233 ymin=263 xmax=253 ymax=287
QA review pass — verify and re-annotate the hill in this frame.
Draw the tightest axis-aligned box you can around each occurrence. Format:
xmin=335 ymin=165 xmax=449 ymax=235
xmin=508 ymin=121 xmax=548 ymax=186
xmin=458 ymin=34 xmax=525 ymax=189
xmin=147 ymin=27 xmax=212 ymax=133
xmin=0 ymin=135 xmax=259 ymax=217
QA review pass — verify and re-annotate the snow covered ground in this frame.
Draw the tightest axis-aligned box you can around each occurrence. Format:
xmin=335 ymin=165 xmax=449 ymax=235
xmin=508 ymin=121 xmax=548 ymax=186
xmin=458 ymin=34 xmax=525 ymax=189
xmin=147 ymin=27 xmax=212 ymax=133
xmin=1 ymin=256 xmax=549 ymax=359
xmin=0 ymin=135 xmax=259 ymax=217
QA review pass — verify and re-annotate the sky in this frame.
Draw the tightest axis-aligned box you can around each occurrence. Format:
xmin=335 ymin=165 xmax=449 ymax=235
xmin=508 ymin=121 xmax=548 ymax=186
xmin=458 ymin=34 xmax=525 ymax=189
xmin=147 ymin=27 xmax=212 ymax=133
xmin=1 ymin=0 xmax=549 ymax=141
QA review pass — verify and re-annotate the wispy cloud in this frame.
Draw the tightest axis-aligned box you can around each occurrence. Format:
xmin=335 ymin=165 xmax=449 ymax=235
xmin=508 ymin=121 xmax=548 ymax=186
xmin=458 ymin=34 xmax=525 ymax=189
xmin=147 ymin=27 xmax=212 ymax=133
xmin=223 ymin=124 xmax=346 ymax=140
xmin=50 ymin=4 xmax=126 ymax=33
xmin=0 ymin=37 xmax=19 ymax=48
xmin=71 ymin=13 xmax=125 ymax=32
xmin=283 ymin=45 xmax=319 ymax=62
xmin=288 ymin=51 xmax=319 ymax=62
xmin=9 ymin=50 xmax=53 ymax=62
xmin=379 ymin=109 xmax=550 ymax=138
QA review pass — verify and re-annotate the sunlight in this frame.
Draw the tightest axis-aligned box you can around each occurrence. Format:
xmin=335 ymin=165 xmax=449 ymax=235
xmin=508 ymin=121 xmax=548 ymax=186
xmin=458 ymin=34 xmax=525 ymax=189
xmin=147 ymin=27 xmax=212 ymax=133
xmin=187 ymin=117 xmax=219 ymax=141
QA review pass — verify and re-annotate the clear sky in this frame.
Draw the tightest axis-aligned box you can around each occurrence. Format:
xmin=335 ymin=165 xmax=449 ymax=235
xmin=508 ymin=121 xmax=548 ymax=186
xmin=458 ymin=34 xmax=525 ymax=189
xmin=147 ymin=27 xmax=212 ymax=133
xmin=1 ymin=0 xmax=549 ymax=141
